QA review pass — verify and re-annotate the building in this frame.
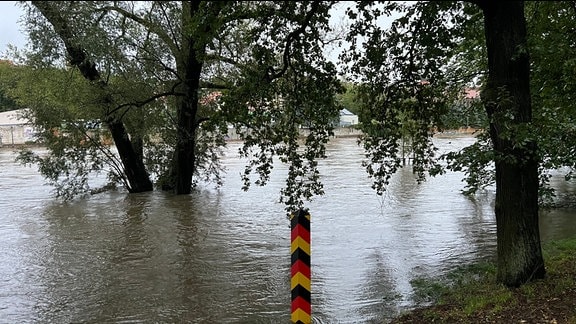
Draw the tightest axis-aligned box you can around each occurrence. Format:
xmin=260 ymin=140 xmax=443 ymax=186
xmin=339 ymin=108 xmax=359 ymax=127
xmin=0 ymin=109 xmax=36 ymax=146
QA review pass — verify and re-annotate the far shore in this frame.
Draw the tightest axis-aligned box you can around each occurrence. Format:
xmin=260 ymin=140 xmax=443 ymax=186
xmin=0 ymin=127 xmax=482 ymax=152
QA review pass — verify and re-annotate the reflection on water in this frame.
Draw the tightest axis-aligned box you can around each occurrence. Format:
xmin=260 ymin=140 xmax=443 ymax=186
xmin=0 ymin=136 xmax=575 ymax=323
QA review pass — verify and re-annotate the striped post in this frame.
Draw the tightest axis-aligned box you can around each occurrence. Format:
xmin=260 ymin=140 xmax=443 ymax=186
xmin=290 ymin=208 xmax=311 ymax=324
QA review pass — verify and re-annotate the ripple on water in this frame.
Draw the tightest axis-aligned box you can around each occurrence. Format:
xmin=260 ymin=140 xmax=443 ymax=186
xmin=0 ymin=136 xmax=574 ymax=323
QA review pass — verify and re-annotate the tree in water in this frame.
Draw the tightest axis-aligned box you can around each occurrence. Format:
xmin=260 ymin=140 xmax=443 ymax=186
xmin=15 ymin=1 xmax=162 ymax=195
xmin=13 ymin=1 xmax=342 ymax=212
xmin=343 ymin=0 xmax=544 ymax=286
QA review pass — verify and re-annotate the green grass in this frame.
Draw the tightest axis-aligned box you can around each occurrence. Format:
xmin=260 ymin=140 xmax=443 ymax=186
xmin=397 ymin=236 xmax=576 ymax=323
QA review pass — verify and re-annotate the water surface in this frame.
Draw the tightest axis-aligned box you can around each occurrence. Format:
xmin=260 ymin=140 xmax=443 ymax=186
xmin=0 ymin=136 xmax=574 ymax=323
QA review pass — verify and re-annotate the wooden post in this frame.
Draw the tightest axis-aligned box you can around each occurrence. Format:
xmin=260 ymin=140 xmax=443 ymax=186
xmin=290 ymin=208 xmax=311 ymax=324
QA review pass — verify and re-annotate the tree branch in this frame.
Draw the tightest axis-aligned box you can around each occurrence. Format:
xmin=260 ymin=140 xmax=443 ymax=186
xmin=32 ymin=1 xmax=101 ymax=82
xmin=97 ymin=5 xmax=180 ymax=57
xmin=265 ymin=0 xmax=325 ymax=81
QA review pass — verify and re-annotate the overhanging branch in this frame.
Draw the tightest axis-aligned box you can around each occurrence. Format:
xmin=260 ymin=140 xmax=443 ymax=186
xmin=265 ymin=0 xmax=324 ymax=81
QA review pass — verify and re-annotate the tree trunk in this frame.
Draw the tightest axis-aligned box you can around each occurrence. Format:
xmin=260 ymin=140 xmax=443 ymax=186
xmin=478 ymin=1 xmax=545 ymax=286
xmin=107 ymin=119 xmax=153 ymax=192
xmin=171 ymin=84 xmax=200 ymax=195
xmin=165 ymin=0 xmax=204 ymax=195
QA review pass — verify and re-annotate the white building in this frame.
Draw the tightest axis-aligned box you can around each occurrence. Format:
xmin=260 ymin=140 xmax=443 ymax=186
xmin=0 ymin=109 xmax=36 ymax=146
xmin=339 ymin=108 xmax=359 ymax=127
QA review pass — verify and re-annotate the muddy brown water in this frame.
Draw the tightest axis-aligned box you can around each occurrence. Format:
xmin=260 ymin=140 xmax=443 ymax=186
xmin=1 ymin=135 xmax=574 ymax=323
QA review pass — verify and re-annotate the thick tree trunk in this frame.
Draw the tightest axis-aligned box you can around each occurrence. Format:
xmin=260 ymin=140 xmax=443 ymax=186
xmin=478 ymin=1 xmax=545 ymax=286
xmin=161 ymin=1 xmax=229 ymax=194
xmin=165 ymin=1 xmax=204 ymax=195
xmin=172 ymin=90 xmax=200 ymax=195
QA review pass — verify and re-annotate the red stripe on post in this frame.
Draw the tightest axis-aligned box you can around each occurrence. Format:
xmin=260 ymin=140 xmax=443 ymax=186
xmin=291 ymin=295 xmax=312 ymax=313
xmin=290 ymin=259 xmax=311 ymax=278
xmin=291 ymin=223 xmax=310 ymax=243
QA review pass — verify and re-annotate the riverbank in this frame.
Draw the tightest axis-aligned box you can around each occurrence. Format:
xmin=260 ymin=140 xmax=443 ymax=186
xmin=1 ymin=127 xmax=481 ymax=149
xmin=0 ymin=143 xmax=42 ymax=150
xmin=390 ymin=236 xmax=576 ymax=323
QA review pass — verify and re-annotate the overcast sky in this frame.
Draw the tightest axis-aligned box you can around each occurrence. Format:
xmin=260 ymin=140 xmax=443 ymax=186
xmin=0 ymin=1 xmax=27 ymax=57
xmin=0 ymin=1 xmax=354 ymax=61
xmin=0 ymin=1 xmax=394 ymax=65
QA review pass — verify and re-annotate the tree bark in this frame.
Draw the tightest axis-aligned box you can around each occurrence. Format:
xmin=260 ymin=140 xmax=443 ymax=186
xmin=171 ymin=56 xmax=202 ymax=194
xmin=477 ymin=0 xmax=545 ymax=286
xmin=164 ymin=0 xmax=208 ymax=194
xmin=107 ymin=119 xmax=153 ymax=192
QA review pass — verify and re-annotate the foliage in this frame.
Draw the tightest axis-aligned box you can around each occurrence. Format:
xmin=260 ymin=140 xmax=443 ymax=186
xmin=10 ymin=1 xmax=344 ymax=212
xmin=440 ymin=95 xmax=487 ymax=130
xmin=217 ymin=1 xmax=343 ymax=213
xmin=343 ymin=1 xmax=576 ymax=210
xmin=395 ymin=236 xmax=576 ymax=323
xmin=5 ymin=65 xmax=124 ymax=198
xmin=443 ymin=131 xmax=495 ymax=195
xmin=0 ymin=61 xmax=24 ymax=112
xmin=527 ymin=1 xmax=576 ymax=203
xmin=440 ymin=1 xmax=576 ymax=207
xmin=341 ymin=1 xmax=473 ymax=194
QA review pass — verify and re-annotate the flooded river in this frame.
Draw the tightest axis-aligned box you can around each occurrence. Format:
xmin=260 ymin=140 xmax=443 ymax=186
xmin=1 ymin=135 xmax=575 ymax=323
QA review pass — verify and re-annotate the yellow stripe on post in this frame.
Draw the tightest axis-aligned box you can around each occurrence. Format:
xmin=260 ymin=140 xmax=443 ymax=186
xmin=290 ymin=236 xmax=310 ymax=255
xmin=291 ymin=308 xmax=311 ymax=324
xmin=291 ymin=208 xmax=311 ymax=324
xmin=290 ymin=272 xmax=311 ymax=291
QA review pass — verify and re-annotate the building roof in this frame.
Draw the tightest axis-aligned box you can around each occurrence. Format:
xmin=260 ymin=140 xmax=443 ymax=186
xmin=464 ymin=88 xmax=480 ymax=99
xmin=340 ymin=108 xmax=356 ymax=116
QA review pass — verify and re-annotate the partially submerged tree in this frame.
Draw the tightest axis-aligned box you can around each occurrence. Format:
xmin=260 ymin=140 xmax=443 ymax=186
xmin=15 ymin=1 xmax=342 ymax=212
xmin=6 ymin=65 xmax=135 ymax=198
xmin=21 ymin=1 xmax=159 ymax=194
xmin=343 ymin=0 xmax=545 ymax=286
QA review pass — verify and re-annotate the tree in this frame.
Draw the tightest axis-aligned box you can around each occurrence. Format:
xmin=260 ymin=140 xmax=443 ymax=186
xmin=6 ymin=65 xmax=140 ymax=199
xmin=23 ymin=1 xmax=155 ymax=194
xmin=343 ymin=1 xmax=545 ymax=286
xmin=441 ymin=0 xmax=576 ymax=283
xmin=475 ymin=0 xmax=545 ymax=286
xmin=428 ymin=1 xmax=576 ymax=204
xmin=16 ymin=1 xmax=342 ymax=212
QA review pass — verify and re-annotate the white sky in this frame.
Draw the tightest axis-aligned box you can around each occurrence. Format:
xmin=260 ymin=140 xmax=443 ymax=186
xmin=0 ymin=1 xmax=353 ymax=56
xmin=0 ymin=1 xmax=394 ymax=65
xmin=0 ymin=1 xmax=27 ymax=57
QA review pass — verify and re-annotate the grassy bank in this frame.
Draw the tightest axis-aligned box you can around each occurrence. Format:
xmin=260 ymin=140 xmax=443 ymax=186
xmin=391 ymin=236 xmax=576 ymax=323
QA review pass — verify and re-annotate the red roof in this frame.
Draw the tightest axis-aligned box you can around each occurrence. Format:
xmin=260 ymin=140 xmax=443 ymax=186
xmin=464 ymin=88 xmax=480 ymax=99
